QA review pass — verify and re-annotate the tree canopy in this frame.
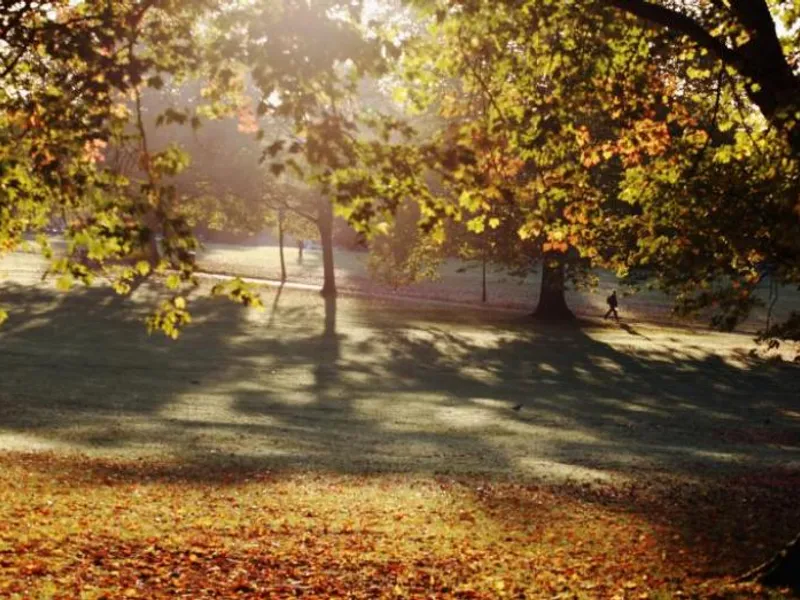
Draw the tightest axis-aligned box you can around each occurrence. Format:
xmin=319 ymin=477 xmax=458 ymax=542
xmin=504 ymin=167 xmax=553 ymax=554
xmin=383 ymin=0 xmax=800 ymax=331
xmin=1 ymin=0 xmax=799 ymax=340
xmin=0 ymin=0 xmax=386 ymax=333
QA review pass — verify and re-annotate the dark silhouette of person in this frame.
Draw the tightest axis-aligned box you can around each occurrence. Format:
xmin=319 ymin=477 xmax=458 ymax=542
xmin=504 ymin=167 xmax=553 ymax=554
xmin=604 ymin=290 xmax=619 ymax=321
xmin=297 ymin=239 xmax=304 ymax=264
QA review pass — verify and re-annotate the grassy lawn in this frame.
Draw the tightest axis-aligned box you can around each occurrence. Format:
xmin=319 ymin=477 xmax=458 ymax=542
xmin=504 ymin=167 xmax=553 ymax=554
xmin=0 ymin=272 xmax=799 ymax=598
xmin=196 ymin=242 xmax=800 ymax=331
xmin=13 ymin=238 xmax=799 ymax=329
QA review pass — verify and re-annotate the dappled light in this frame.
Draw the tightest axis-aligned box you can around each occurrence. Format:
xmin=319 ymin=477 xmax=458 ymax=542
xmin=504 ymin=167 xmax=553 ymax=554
xmin=3 ymin=0 xmax=800 ymax=595
xmin=1 ymin=284 xmax=797 ymax=481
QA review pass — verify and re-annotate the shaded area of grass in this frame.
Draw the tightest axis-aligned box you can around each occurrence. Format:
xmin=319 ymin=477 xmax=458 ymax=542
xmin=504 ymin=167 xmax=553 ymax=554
xmin=0 ymin=281 xmax=798 ymax=478
xmin=1 ymin=281 xmax=799 ymax=597
xmin=2 ymin=453 xmax=797 ymax=599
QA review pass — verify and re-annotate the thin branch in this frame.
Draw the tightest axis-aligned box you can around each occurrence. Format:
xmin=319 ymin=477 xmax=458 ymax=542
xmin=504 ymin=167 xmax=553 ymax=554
xmin=134 ymin=85 xmax=152 ymax=175
xmin=684 ymin=65 xmax=725 ymax=180
xmin=268 ymin=194 xmax=317 ymax=225
xmin=729 ymin=77 xmax=766 ymax=159
xmin=457 ymin=30 xmax=509 ymax=127
xmin=0 ymin=46 xmax=28 ymax=79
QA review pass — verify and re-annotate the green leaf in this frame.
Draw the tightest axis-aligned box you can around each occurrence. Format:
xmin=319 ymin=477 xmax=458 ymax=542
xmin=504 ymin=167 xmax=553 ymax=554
xmin=56 ymin=275 xmax=73 ymax=292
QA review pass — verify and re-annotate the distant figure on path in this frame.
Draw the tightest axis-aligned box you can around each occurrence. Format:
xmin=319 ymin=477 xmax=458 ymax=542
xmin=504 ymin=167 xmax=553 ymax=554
xmin=604 ymin=290 xmax=619 ymax=321
xmin=297 ymin=239 xmax=304 ymax=264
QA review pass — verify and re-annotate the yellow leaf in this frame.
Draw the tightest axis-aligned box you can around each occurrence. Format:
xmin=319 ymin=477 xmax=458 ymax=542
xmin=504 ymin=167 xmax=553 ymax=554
xmin=135 ymin=261 xmax=151 ymax=276
xmin=56 ymin=275 xmax=73 ymax=292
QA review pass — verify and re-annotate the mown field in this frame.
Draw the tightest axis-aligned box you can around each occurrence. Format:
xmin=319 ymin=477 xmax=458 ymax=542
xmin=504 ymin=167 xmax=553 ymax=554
xmin=1 ymin=255 xmax=799 ymax=598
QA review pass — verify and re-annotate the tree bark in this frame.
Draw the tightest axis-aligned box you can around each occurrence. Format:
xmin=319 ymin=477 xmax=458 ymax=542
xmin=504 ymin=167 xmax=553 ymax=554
xmin=481 ymin=248 xmax=487 ymax=303
xmin=532 ymin=253 xmax=574 ymax=320
xmin=317 ymin=198 xmax=336 ymax=298
xmin=145 ymin=234 xmax=160 ymax=269
xmin=740 ymin=532 xmax=800 ymax=592
xmin=278 ymin=209 xmax=286 ymax=283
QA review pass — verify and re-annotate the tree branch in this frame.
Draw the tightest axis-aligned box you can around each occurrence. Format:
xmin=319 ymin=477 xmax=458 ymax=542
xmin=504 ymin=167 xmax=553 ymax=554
xmin=606 ymin=0 xmax=746 ymax=73
xmin=684 ymin=65 xmax=724 ymax=181
xmin=457 ymin=29 xmax=509 ymax=127
xmin=0 ymin=46 xmax=28 ymax=80
xmin=269 ymin=194 xmax=317 ymax=225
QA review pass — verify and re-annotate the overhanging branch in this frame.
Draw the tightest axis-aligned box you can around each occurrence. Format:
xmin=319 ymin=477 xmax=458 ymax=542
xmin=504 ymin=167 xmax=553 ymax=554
xmin=606 ymin=0 xmax=746 ymax=73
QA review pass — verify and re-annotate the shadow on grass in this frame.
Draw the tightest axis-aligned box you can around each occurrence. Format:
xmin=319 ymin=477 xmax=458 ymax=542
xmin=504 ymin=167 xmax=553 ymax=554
xmin=0 ymin=282 xmax=798 ymax=477
xmin=2 ymin=281 xmax=800 ymax=582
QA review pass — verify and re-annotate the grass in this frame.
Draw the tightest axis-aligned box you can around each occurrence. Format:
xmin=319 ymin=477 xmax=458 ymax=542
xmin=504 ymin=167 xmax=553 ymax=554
xmin=0 ymin=279 xmax=797 ymax=479
xmin=195 ymin=241 xmax=800 ymax=331
xmin=17 ymin=235 xmax=796 ymax=329
xmin=0 ymin=267 xmax=799 ymax=598
xmin=2 ymin=453 xmax=798 ymax=599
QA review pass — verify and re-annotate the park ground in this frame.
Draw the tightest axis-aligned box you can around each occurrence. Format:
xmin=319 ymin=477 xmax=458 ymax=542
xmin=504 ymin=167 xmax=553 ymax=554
xmin=1 ymin=250 xmax=799 ymax=598
xmin=13 ymin=236 xmax=800 ymax=329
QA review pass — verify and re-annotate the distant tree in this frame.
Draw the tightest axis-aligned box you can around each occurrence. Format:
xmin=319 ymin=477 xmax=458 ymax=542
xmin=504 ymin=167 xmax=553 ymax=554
xmin=262 ymin=177 xmax=336 ymax=294
xmin=367 ymin=201 xmax=442 ymax=290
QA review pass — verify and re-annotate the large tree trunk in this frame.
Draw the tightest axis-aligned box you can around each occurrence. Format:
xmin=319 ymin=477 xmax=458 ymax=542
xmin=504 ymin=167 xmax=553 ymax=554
xmin=277 ymin=209 xmax=286 ymax=283
xmin=740 ymin=532 xmax=800 ymax=592
xmin=481 ymin=250 xmax=487 ymax=303
xmin=532 ymin=253 xmax=574 ymax=320
xmin=317 ymin=198 xmax=336 ymax=298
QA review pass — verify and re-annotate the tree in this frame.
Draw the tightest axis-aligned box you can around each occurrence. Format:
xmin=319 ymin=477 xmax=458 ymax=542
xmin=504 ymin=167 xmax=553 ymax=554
xmin=386 ymin=1 xmax=652 ymax=319
xmin=367 ymin=200 xmax=443 ymax=290
xmin=607 ymin=0 xmax=799 ymax=156
xmin=263 ymin=176 xmax=337 ymax=295
xmin=393 ymin=0 xmax=799 ymax=588
xmin=0 ymin=0 xmax=387 ymax=332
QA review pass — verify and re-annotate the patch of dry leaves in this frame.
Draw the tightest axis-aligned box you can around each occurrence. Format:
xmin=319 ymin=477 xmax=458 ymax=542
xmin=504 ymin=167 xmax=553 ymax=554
xmin=0 ymin=453 xmax=796 ymax=599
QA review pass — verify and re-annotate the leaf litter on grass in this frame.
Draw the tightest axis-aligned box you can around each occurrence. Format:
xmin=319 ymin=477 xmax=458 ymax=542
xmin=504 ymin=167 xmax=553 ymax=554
xmin=0 ymin=453 xmax=796 ymax=599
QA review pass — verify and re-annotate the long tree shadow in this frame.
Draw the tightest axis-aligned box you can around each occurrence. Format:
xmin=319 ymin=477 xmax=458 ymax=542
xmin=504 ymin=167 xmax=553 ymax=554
xmin=357 ymin=314 xmax=800 ymax=477
xmin=1 ymin=282 xmax=797 ymax=479
xmin=3 ymin=282 xmax=799 ymax=581
xmin=0 ymin=284 xmax=514 ymax=473
xmin=0 ymin=283 xmax=264 ymax=449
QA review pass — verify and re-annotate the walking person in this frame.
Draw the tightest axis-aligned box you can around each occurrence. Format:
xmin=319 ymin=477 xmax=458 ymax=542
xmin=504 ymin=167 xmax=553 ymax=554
xmin=604 ymin=290 xmax=619 ymax=321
